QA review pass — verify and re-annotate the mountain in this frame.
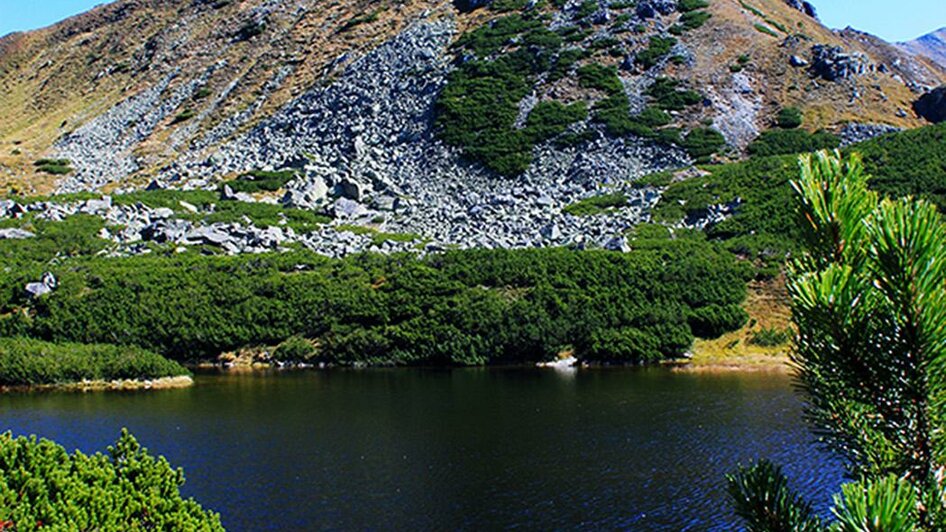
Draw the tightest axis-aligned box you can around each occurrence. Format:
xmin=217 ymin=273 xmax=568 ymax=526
xmin=0 ymin=0 xmax=944 ymax=251
xmin=900 ymin=27 xmax=946 ymax=68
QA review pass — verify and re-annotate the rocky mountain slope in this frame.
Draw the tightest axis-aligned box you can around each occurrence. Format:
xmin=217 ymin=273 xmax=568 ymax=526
xmin=901 ymin=28 xmax=946 ymax=68
xmin=1 ymin=0 xmax=945 ymax=256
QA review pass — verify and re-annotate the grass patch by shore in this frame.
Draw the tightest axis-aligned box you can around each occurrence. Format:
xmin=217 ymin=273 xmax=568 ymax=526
xmin=684 ymin=276 xmax=791 ymax=372
xmin=0 ymin=337 xmax=189 ymax=387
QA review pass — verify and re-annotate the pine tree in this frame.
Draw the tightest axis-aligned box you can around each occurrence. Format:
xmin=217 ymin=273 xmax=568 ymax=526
xmin=728 ymin=151 xmax=946 ymax=530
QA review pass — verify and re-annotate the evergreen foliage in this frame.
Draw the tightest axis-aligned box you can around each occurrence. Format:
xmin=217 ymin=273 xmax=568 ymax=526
xmin=653 ymin=123 xmax=946 ymax=269
xmin=636 ymin=36 xmax=677 ymax=70
xmin=0 ymin=430 xmax=223 ymax=530
xmin=0 ymin=240 xmax=749 ymax=366
xmin=33 ymin=159 xmax=72 ymax=175
xmin=437 ymin=13 xmax=586 ymax=176
xmin=748 ymin=129 xmax=839 ymax=157
xmin=227 ymin=170 xmax=297 ymax=193
xmin=776 ymin=107 xmax=803 ymax=129
xmin=682 ymin=127 xmax=726 ymax=162
xmin=562 ymin=192 xmax=628 ymax=216
xmin=728 ymin=151 xmax=946 ymax=530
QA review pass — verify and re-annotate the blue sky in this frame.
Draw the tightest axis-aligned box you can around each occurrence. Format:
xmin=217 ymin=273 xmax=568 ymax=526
xmin=0 ymin=0 xmax=943 ymax=42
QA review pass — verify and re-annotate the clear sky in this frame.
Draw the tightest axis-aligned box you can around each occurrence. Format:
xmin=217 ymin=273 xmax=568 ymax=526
xmin=814 ymin=0 xmax=946 ymax=42
xmin=0 ymin=0 xmax=943 ymax=42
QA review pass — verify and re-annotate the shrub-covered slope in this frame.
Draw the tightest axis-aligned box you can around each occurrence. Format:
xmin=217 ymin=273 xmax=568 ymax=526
xmin=653 ymin=122 xmax=946 ymax=267
xmin=0 ymin=232 xmax=749 ymax=365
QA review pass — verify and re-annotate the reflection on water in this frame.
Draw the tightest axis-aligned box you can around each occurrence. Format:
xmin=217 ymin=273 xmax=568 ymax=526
xmin=0 ymin=368 xmax=843 ymax=530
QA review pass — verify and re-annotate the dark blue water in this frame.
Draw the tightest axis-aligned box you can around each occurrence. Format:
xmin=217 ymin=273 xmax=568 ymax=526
xmin=0 ymin=368 xmax=844 ymax=530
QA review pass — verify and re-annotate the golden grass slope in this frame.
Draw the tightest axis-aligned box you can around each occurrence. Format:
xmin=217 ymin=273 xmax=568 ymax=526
xmin=0 ymin=0 xmax=943 ymax=194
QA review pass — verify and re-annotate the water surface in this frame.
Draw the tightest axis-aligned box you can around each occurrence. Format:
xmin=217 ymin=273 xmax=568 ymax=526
xmin=0 ymin=368 xmax=843 ymax=530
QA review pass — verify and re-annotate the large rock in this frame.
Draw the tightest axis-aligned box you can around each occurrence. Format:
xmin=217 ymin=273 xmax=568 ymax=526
xmin=453 ymin=0 xmax=491 ymax=12
xmin=811 ymin=45 xmax=871 ymax=81
xmin=79 ymin=196 xmax=112 ymax=214
xmin=839 ymin=123 xmax=901 ymax=146
xmin=0 ymin=228 xmax=35 ymax=240
xmin=784 ymin=0 xmax=817 ymax=19
xmin=636 ymin=0 xmax=677 ymax=19
xmin=141 ymin=219 xmax=191 ymax=243
xmin=184 ymin=226 xmax=236 ymax=247
xmin=333 ymin=198 xmax=368 ymax=218
xmin=914 ymin=86 xmax=946 ymax=123
xmin=336 ymin=178 xmax=366 ymax=201
xmin=25 ymin=272 xmax=57 ymax=299
xmin=282 ymin=178 xmax=329 ymax=209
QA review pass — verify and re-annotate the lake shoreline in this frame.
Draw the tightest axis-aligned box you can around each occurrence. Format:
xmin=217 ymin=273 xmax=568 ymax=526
xmin=0 ymin=375 xmax=194 ymax=394
xmin=0 ymin=354 xmax=790 ymax=394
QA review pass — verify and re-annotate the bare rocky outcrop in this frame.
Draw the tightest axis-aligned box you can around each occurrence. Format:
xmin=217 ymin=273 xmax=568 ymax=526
xmin=838 ymin=123 xmax=901 ymax=146
xmin=810 ymin=45 xmax=872 ymax=81
xmin=783 ymin=0 xmax=817 ymax=20
xmin=914 ymin=86 xmax=946 ymax=123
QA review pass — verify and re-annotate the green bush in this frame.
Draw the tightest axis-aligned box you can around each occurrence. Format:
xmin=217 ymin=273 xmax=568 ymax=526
xmin=437 ymin=16 xmax=575 ymax=176
xmin=524 ymin=101 xmax=589 ymax=142
xmin=585 ymin=328 xmax=663 ymax=363
xmin=170 ymin=109 xmax=196 ymax=125
xmin=577 ymin=68 xmax=690 ymax=141
xmin=653 ymin=123 xmax=946 ymax=270
xmin=548 ymin=48 xmax=586 ymax=81
xmin=747 ymin=327 xmax=792 ymax=347
xmin=854 ymin=123 xmax=946 ymax=211
xmin=632 ymin=171 xmax=675 ymax=188
xmin=577 ymin=64 xmax=623 ymax=94
xmin=562 ymin=192 xmax=628 ymax=216
xmin=679 ymin=10 xmax=712 ymax=30
xmin=0 ymin=337 xmax=188 ymax=386
xmin=272 ymin=336 xmax=318 ymax=363
xmin=0 ymin=430 xmax=223 ymax=530
xmin=678 ymin=0 xmax=710 ymax=11
xmin=637 ymin=107 xmax=672 ymax=127
xmin=682 ymin=127 xmax=726 ymax=161
xmin=33 ymin=158 xmax=73 ymax=175
xmin=453 ymin=14 xmax=545 ymax=57
xmin=776 ymin=107 xmax=803 ymax=129
xmin=747 ymin=129 xmax=839 ymax=157
xmin=33 ymin=158 xmax=70 ymax=167
xmin=341 ymin=11 xmax=380 ymax=31
xmin=687 ymin=304 xmax=748 ymax=338
xmin=492 ymin=0 xmax=531 ymax=11
xmin=645 ymin=77 xmax=703 ymax=111
xmin=575 ymin=0 xmax=598 ymax=19
xmin=227 ymin=169 xmax=297 ymax=193
xmin=754 ymin=23 xmax=779 ymax=37
xmin=636 ymin=36 xmax=678 ymax=69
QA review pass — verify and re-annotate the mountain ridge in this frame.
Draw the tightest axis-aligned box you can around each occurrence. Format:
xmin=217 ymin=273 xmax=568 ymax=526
xmin=900 ymin=27 xmax=946 ymax=68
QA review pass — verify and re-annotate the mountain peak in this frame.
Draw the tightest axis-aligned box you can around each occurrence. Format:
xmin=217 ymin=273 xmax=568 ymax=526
xmin=900 ymin=28 xmax=946 ymax=68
